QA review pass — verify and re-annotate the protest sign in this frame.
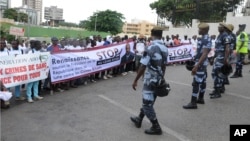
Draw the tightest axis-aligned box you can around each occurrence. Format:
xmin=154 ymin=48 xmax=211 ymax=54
xmin=50 ymin=41 xmax=134 ymax=83
xmin=0 ymin=52 xmax=50 ymax=88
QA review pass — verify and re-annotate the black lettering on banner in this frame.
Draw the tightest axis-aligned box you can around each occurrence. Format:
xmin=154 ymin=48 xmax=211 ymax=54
xmin=96 ymin=56 xmax=120 ymax=66
xmin=230 ymin=125 xmax=250 ymax=141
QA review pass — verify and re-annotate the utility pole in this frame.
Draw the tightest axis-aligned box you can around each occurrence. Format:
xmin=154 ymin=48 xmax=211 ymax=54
xmin=95 ymin=14 xmax=97 ymax=32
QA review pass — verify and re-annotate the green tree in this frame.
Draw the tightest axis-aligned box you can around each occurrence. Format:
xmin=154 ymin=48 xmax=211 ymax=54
xmin=150 ymin=0 xmax=242 ymax=27
xmin=18 ymin=12 xmax=28 ymax=23
xmin=3 ymin=9 xmax=28 ymax=23
xmin=3 ymin=8 xmax=18 ymax=21
xmin=84 ymin=10 xmax=125 ymax=35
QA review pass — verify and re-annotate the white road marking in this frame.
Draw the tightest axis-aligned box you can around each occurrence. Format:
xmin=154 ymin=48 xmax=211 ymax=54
xmin=168 ymin=80 xmax=250 ymax=100
xmin=98 ymin=94 xmax=191 ymax=141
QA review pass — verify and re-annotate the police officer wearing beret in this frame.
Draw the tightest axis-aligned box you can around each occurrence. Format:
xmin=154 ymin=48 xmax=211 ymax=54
xmin=223 ymin=24 xmax=236 ymax=86
xmin=183 ymin=23 xmax=212 ymax=109
xmin=209 ymin=23 xmax=230 ymax=99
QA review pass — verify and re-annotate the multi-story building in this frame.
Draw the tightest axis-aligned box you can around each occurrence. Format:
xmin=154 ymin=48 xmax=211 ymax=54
xmin=0 ymin=0 xmax=11 ymax=18
xmin=44 ymin=6 xmax=64 ymax=26
xmin=22 ymin=0 xmax=42 ymax=24
xmin=242 ymin=0 xmax=250 ymax=16
xmin=122 ymin=19 xmax=156 ymax=36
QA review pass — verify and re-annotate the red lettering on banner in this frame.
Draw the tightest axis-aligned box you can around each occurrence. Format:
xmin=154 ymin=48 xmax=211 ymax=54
xmin=13 ymin=74 xmax=28 ymax=82
xmin=0 ymin=69 xmax=2 ymax=75
xmin=5 ymin=66 xmax=27 ymax=74
xmin=36 ymin=63 xmax=47 ymax=70
xmin=0 ymin=77 xmax=12 ymax=84
xmin=28 ymin=64 xmax=35 ymax=71
xmin=29 ymin=72 xmax=40 ymax=79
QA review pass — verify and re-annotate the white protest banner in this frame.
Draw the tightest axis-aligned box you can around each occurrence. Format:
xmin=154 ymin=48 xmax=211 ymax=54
xmin=0 ymin=52 xmax=50 ymax=88
xmin=50 ymin=41 xmax=134 ymax=83
xmin=9 ymin=26 xmax=25 ymax=36
xmin=167 ymin=44 xmax=194 ymax=63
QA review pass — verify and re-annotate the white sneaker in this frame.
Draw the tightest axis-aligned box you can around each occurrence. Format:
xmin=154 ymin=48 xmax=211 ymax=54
xmin=103 ymin=76 xmax=108 ymax=80
xmin=107 ymin=74 xmax=113 ymax=78
xmin=35 ymin=96 xmax=43 ymax=100
xmin=28 ymin=99 xmax=34 ymax=103
xmin=58 ymin=88 xmax=64 ymax=92
xmin=122 ymin=72 xmax=128 ymax=76
xmin=128 ymin=71 xmax=133 ymax=73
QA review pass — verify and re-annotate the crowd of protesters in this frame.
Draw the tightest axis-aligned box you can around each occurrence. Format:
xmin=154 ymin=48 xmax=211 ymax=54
xmin=0 ymin=33 xmax=203 ymax=109
xmin=0 ymin=32 xmax=234 ymax=109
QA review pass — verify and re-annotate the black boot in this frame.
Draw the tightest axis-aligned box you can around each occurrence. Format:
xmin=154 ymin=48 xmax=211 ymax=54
xmin=130 ymin=108 xmax=144 ymax=128
xmin=220 ymin=85 xmax=225 ymax=94
xmin=197 ymin=92 xmax=205 ymax=104
xmin=210 ymin=88 xmax=221 ymax=99
xmin=224 ymin=77 xmax=230 ymax=85
xmin=230 ymin=71 xmax=239 ymax=78
xmin=145 ymin=119 xmax=162 ymax=135
xmin=183 ymin=96 xmax=197 ymax=109
xmin=238 ymin=70 xmax=243 ymax=77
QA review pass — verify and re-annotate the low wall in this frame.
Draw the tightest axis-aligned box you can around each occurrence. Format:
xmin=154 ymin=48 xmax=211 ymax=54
xmin=163 ymin=12 xmax=250 ymax=39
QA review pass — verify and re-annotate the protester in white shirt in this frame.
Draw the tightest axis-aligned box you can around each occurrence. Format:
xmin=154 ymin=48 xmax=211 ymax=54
xmin=0 ymin=39 xmax=11 ymax=109
xmin=26 ymin=40 xmax=44 ymax=103
xmin=134 ymin=35 xmax=146 ymax=71
xmin=66 ymin=39 xmax=81 ymax=50
xmin=96 ymin=35 xmax=104 ymax=47
xmin=181 ymin=35 xmax=191 ymax=44
xmin=8 ymin=40 xmax=26 ymax=101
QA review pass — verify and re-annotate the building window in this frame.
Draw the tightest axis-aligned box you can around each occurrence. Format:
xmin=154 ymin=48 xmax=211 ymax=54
xmin=146 ymin=29 xmax=149 ymax=32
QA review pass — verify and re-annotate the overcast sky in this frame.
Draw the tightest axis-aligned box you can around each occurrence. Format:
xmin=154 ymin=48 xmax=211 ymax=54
xmin=11 ymin=0 xmax=158 ymax=24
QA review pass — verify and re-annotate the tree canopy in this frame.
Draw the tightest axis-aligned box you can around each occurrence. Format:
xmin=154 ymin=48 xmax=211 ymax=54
xmin=3 ymin=8 xmax=28 ymax=23
xmin=150 ymin=0 xmax=243 ymax=27
xmin=83 ymin=10 xmax=125 ymax=35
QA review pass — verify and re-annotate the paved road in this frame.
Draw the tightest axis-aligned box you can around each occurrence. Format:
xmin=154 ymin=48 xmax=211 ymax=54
xmin=1 ymin=64 xmax=250 ymax=141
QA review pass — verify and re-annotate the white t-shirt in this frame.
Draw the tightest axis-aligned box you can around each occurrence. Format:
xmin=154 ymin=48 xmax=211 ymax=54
xmin=191 ymin=39 xmax=198 ymax=48
xmin=136 ymin=41 xmax=146 ymax=56
xmin=9 ymin=47 xmax=23 ymax=55
xmin=181 ymin=39 xmax=190 ymax=44
xmin=28 ymin=49 xmax=40 ymax=54
xmin=0 ymin=48 xmax=9 ymax=56
xmin=86 ymin=43 xmax=92 ymax=48
xmin=66 ymin=45 xmax=82 ymax=50
xmin=96 ymin=41 xmax=104 ymax=47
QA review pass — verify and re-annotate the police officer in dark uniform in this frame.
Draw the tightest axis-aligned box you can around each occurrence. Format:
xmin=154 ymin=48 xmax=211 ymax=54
xmin=223 ymin=24 xmax=236 ymax=86
xmin=131 ymin=27 xmax=168 ymax=135
xmin=210 ymin=23 xmax=230 ymax=99
xmin=183 ymin=23 xmax=212 ymax=109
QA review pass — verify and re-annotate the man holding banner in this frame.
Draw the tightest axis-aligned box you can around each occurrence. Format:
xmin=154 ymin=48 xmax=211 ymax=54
xmin=26 ymin=40 xmax=44 ymax=103
xmin=183 ymin=23 xmax=212 ymax=109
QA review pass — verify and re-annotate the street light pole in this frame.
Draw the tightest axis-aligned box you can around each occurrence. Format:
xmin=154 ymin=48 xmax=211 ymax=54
xmin=94 ymin=14 xmax=97 ymax=32
xmin=28 ymin=14 xmax=30 ymax=39
xmin=27 ymin=9 xmax=33 ymax=39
